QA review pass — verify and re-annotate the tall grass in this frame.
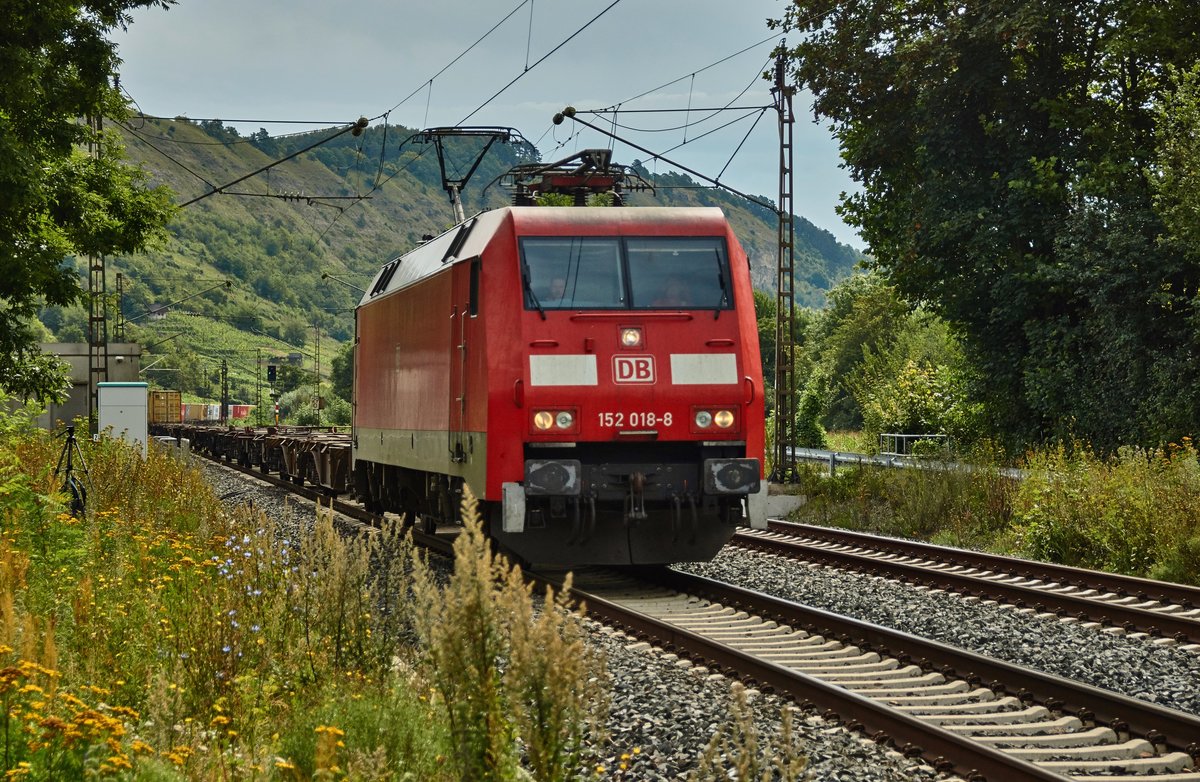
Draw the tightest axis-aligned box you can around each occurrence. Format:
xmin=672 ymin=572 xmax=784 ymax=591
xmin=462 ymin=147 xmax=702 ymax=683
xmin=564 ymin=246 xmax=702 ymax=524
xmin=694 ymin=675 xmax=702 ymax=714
xmin=411 ymin=487 xmax=607 ymax=782
xmin=1013 ymin=441 xmax=1200 ymax=583
xmin=0 ymin=410 xmax=609 ymax=779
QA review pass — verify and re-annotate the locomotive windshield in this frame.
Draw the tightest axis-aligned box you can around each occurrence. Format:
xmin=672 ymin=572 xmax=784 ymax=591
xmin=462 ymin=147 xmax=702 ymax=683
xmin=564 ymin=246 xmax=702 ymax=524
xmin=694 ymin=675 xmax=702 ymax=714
xmin=522 ymin=238 xmax=625 ymax=309
xmin=521 ymin=236 xmax=731 ymax=311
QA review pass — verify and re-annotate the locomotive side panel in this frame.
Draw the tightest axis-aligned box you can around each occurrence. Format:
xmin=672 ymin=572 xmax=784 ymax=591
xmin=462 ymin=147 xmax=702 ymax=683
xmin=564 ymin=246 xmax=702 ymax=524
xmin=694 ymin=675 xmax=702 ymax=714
xmin=355 ymin=270 xmax=470 ymax=479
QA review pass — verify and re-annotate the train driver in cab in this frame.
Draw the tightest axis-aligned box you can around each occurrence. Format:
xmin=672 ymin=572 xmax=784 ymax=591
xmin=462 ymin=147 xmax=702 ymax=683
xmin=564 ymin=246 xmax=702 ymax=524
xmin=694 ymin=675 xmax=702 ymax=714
xmin=654 ymin=276 xmax=692 ymax=307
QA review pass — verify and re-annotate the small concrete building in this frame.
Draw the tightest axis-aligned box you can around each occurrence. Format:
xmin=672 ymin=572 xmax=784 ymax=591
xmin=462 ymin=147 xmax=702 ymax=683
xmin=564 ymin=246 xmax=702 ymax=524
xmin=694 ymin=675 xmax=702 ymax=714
xmin=36 ymin=343 xmax=142 ymax=430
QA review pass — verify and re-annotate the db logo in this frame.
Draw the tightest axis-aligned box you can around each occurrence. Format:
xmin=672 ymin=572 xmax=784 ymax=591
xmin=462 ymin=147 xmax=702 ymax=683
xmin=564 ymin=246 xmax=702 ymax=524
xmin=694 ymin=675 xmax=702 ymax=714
xmin=613 ymin=355 xmax=655 ymax=384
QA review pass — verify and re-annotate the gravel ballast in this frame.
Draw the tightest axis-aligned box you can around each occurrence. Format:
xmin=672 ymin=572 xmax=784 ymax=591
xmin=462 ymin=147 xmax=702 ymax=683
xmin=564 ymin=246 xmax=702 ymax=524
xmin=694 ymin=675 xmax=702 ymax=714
xmin=679 ymin=545 xmax=1200 ymax=717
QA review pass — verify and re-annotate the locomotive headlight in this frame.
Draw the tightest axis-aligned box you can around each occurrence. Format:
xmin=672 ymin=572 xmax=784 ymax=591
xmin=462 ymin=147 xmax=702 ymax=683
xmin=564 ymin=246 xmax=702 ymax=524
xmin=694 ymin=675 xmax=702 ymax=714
xmin=533 ymin=411 xmax=555 ymax=430
xmin=620 ymin=327 xmax=643 ymax=348
xmin=694 ymin=410 xmax=713 ymax=428
xmin=555 ymin=411 xmax=574 ymax=429
xmin=713 ymin=409 xmax=735 ymax=428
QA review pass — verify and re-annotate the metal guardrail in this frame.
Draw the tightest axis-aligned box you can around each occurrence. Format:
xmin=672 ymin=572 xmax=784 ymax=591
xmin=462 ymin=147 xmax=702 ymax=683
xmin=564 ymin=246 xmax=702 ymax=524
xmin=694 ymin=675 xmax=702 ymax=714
xmin=789 ymin=447 xmax=1025 ymax=480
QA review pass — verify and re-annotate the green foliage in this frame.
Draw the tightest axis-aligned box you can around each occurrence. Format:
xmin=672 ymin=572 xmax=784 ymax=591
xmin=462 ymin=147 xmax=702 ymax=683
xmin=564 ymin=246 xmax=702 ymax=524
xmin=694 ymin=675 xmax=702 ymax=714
xmin=1012 ymin=442 xmax=1200 ymax=582
xmin=775 ymin=0 xmax=1200 ymax=450
xmin=1150 ymin=63 xmax=1200 ymax=254
xmin=853 ymin=358 xmax=981 ymax=446
xmin=752 ymin=290 xmax=778 ymax=384
xmin=803 ymin=273 xmax=909 ymax=430
xmin=276 ymin=383 xmax=349 ymax=426
xmin=790 ymin=458 xmax=1016 ymax=549
xmin=797 ymin=272 xmax=981 ymax=448
xmin=412 ymin=488 xmax=607 ymax=782
xmin=330 ymin=341 xmax=354 ymax=402
xmin=1 ymin=1 xmax=176 ymax=402
xmin=788 ymin=435 xmax=1200 ymax=584
xmin=124 ymin=312 xmax=337 ymax=406
xmin=793 ymin=386 xmax=827 ymax=449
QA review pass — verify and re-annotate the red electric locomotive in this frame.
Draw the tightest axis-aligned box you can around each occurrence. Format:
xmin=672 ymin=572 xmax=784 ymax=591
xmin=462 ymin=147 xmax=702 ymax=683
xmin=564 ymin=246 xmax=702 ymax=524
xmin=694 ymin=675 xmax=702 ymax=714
xmin=352 ymin=203 xmax=766 ymax=566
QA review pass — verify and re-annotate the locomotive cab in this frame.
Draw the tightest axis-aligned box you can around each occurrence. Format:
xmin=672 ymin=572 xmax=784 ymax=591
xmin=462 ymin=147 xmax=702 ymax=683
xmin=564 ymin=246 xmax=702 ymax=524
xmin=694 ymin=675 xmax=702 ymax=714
xmin=353 ymin=206 xmax=766 ymax=567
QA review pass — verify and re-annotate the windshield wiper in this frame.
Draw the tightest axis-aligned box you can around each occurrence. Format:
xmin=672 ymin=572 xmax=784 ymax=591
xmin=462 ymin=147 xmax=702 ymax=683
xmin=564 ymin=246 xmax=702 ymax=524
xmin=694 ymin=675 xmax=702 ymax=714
xmin=522 ymin=264 xmax=546 ymax=320
xmin=714 ymin=250 xmax=728 ymax=320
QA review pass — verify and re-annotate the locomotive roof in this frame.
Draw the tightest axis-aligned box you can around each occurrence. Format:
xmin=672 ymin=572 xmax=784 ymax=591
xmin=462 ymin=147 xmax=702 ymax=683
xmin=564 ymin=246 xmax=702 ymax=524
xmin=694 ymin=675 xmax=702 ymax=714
xmin=359 ymin=206 xmax=731 ymax=304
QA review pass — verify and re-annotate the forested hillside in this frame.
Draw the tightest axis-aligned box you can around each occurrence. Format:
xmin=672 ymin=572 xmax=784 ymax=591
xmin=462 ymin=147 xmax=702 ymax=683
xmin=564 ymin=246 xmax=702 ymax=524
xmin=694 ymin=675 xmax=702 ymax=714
xmin=40 ymin=117 xmax=859 ymax=406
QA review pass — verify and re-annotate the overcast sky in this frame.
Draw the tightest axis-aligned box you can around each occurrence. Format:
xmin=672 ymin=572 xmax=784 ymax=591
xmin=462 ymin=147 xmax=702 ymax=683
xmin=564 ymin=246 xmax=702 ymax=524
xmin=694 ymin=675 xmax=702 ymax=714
xmin=112 ymin=0 xmax=861 ymax=247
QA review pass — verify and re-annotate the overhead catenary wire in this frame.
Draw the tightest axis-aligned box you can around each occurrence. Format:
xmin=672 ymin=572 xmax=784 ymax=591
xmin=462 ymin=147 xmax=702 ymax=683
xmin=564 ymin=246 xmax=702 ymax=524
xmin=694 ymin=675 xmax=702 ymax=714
xmin=457 ymin=0 xmax=623 ymax=125
xmin=124 ymin=4 xmax=789 ymax=267
xmin=525 ymin=0 xmax=535 ymax=71
xmin=136 ymin=116 xmax=355 ymax=125
xmin=582 ymin=105 xmax=771 ymax=114
xmin=119 ymin=120 xmax=219 ymax=191
xmin=381 ymin=0 xmax=532 ymax=116
xmin=614 ymin=31 xmax=783 ymax=107
xmin=292 ymin=2 xmax=625 ymax=257
xmin=126 ymin=115 xmax=353 ymax=146
xmin=591 ymin=105 xmax=765 ymax=135
xmin=715 ymin=107 xmax=771 ymax=182
xmin=586 ymin=57 xmax=773 ymax=135
xmin=120 ymin=0 xmax=539 ymax=217
xmin=113 ymin=0 xmax=537 ymax=217
xmin=659 ymin=107 xmax=771 ymax=161
xmin=297 ymin=18 xmax=769 ymax=261
xmin=373 ymin=112 xmax=391 ymax=190
xmin=179 ymin=118 xmax=368 ymax=208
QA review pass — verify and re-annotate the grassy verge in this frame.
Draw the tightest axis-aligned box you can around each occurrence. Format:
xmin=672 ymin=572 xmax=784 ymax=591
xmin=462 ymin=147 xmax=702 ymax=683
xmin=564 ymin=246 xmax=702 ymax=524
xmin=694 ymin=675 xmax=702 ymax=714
xmin=786 ymin=437 xmax=1200 ymax=585
xmin=0 ymin=409 xmax=608 ymax=780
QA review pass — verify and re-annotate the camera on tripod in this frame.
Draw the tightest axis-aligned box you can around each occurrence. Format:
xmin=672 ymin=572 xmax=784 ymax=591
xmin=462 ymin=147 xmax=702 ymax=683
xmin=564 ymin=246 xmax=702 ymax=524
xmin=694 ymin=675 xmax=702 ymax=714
xmin=54 ymin=425 xmax=89 ymax=517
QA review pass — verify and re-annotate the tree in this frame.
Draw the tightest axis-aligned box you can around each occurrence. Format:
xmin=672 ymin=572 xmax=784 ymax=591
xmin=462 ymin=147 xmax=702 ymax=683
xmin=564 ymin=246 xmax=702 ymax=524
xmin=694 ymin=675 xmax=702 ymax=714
xmin=281 ymin=317 xmax=309 ymax=349
xmin=1150 ymin=64 xmax=1200 ymax=254
xmin=752 ymin=290 xmax=777 ymax=384
xmin=804 ymin=273 xmax=908 ymax=431
xmin=775 ymin=0 xmax=1200 ymax=450
xmin=1 ymin=0 xmax=176 ymax=403
xmin=329 ymin=341 xmax=353 ymax=403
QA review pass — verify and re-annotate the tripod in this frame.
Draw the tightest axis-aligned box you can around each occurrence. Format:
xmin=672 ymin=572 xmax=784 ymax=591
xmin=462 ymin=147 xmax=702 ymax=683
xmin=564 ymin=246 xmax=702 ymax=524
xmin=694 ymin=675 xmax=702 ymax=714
xmin=54 ymin=425 xmax=89 ymax=517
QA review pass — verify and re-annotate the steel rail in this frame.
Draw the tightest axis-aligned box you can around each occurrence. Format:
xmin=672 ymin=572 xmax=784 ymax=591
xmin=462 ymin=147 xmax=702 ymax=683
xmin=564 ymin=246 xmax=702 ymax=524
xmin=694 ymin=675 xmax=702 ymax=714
xmin=644 ymin=568 xmax=1200 ymax=759
xmin=769 ymin=520 xmax=1200 ymax=608
xmin=534 ymin=569 xmax=1071 ymax=782
xmin=733 ymin=528 xmax=1200 ymax=644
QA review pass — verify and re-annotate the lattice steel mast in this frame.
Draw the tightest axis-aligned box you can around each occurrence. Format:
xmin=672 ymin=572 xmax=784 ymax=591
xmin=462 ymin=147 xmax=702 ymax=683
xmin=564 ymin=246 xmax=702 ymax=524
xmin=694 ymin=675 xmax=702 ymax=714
xmin=87 ymin=114 xmax=110 ymax=432
xmin=771 ymin=45 xmax=798 ymax=481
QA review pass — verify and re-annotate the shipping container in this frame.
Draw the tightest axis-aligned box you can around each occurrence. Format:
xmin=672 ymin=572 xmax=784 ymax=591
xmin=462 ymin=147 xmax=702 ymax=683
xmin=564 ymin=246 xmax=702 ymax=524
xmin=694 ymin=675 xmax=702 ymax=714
xmin=149 ymin=390 xmax=182 ymax=425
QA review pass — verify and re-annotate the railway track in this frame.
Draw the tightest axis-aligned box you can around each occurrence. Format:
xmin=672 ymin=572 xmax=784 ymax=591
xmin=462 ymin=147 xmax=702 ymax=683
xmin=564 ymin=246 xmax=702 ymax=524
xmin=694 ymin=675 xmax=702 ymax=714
xmin=731 ymin=521 xmax=1200 ymax=648
xmin=193 ymin=447 xmax=1200 ymax=779
xmin=545 ymin=567 xmax=1200 ymax=781
xmin=197 ymin=440 xmax=457 ymax=557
